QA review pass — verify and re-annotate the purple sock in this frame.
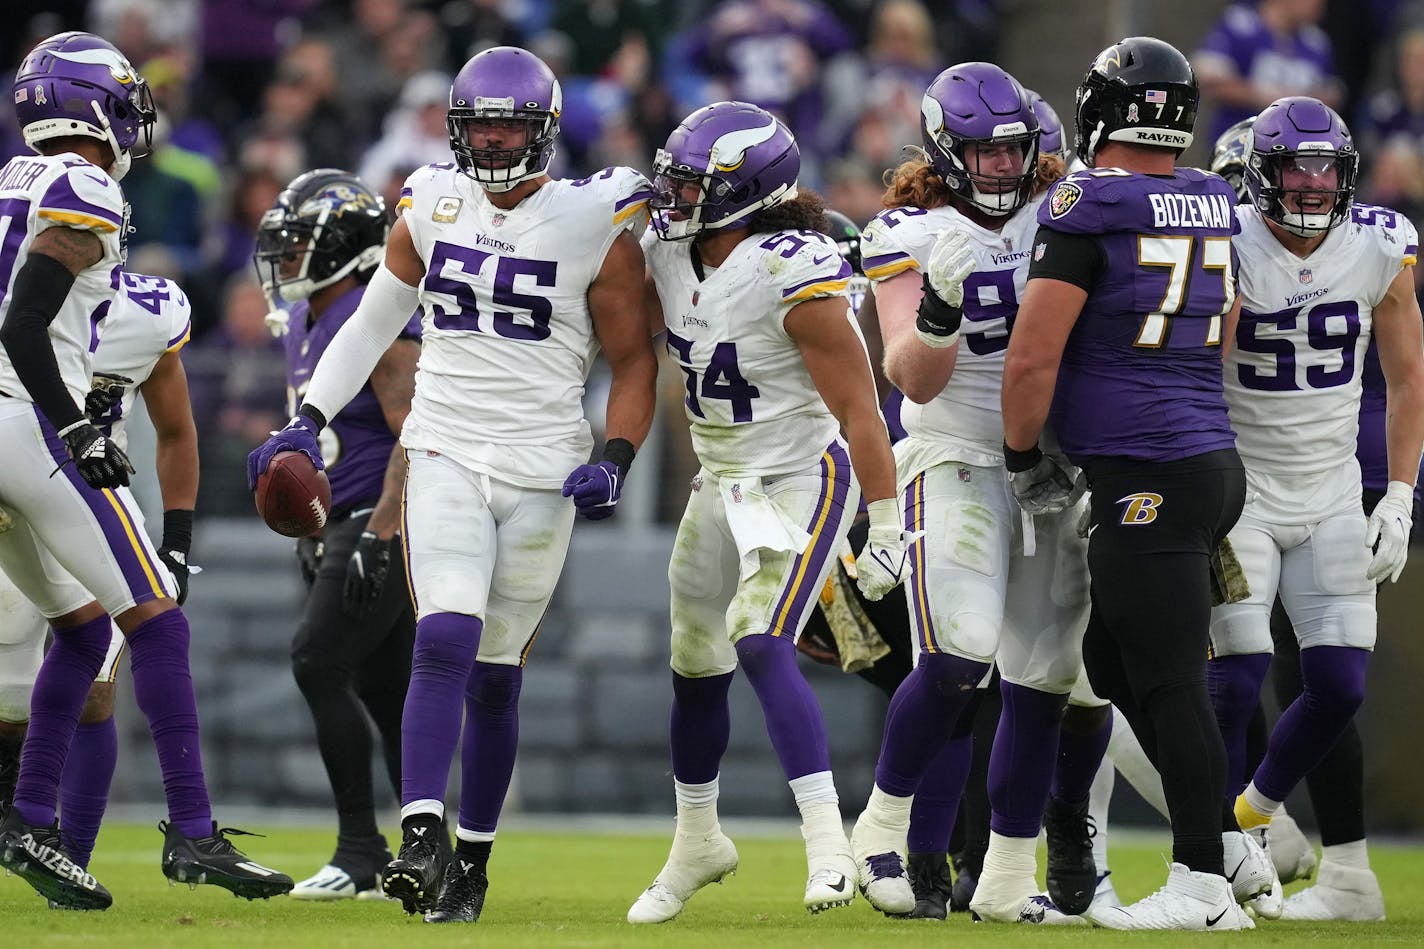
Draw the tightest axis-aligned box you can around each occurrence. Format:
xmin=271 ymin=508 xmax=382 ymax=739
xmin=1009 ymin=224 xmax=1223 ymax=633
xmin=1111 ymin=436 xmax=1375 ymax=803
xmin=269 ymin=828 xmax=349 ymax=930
xmin=875 ymin=652 xmax=989 ymax=797
xmin=989 ymin=681 xmax=1068 ymax=838
xmin=1052 ymin=707 xmax=1111 ymax=806
xmin=60 ymin=715 xmax=118 ymax=868
xmin=735 ymin=635 xmax=832 ymax=780
xmin=670 ymin=671 xmax=733 ymax=784
xmin=457 ymin=661 xmax=522 ymax=835
xmin=908 ymin=734 xmax=971 ymax=853
xmin=12 ymin=616 xmax=110 ymax=827
xmin=127 ymin=608 xmax=212 ymax=839
xmin=1208 ymin=653 xmax=1272 ymax=800
xmin=1252 ymin=646 xmax=1369 ymax=803
xmin=401 ymin=613 xmax=480 ymax=806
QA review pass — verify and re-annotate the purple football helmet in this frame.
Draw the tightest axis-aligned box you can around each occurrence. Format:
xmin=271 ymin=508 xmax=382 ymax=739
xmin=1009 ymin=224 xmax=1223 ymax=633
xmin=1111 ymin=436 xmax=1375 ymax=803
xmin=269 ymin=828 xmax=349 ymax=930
xmin=447 ymin=46 xmax=561 ymax=192
xmin=1027 ymin=90 xmax=1070 ymax=163
xmin=14 ymin=31 xmax=155 ymax=180
xmin=921 ymin=63 xmax=1039 ymax=216
xmin=649 ymin=101 xmax=799 ymax=241
xmin=1246 ymin=97 xmax=1358 ymax=237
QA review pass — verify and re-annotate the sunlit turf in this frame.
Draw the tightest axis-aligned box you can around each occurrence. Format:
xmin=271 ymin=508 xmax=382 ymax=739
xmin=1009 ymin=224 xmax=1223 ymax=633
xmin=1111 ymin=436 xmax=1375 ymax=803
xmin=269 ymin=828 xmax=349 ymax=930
xmin=4 ymin=822 xmax=1423 ymax=946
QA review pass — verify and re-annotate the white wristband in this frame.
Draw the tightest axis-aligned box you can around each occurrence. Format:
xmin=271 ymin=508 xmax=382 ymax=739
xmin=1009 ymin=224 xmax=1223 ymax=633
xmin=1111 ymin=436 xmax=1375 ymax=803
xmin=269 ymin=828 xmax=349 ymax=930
xmin=866 ymin=497 xmax=902 ymax=538
xmin=1385 ymin=480 xmax=1414 ymax=505
xmin=915 ymin=327 xmax=960 ymax=350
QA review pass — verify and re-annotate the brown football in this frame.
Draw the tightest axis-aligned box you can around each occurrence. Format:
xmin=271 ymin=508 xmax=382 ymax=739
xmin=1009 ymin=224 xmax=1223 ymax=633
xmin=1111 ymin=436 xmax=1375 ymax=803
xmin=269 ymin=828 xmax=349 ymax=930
xmin=255 ymin=451 xmax=331 ymax=538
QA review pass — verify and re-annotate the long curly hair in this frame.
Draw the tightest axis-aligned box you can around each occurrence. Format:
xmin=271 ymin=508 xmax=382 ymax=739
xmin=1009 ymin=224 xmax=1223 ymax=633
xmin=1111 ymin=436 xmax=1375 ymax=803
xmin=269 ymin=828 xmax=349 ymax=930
xmin=747 ymin=188 xmax=828 ymax=234
xmin=880 ymin=147 xmax=1067 ymax=210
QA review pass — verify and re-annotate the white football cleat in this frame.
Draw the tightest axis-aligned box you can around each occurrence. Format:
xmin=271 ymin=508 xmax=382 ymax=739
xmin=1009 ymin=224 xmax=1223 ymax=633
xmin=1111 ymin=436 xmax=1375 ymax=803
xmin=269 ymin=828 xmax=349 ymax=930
xmin=850 ymin=807 xmax=914 ymax=916
xmin=970 ymin=855 xmax=1086 ymax=926
xmin=804 ymin=859 xmax=857 ymax=914
xmin=627 ymin=830 xmax=738 ymax=924
xmin=1088 ymin=871 xmax=1122 ymax=912
xmin=1091 ymin=863 xmax=1255 ymax=931
xmin=800 ymin=803 xmax=856 ymax=914
xmin=1267 ymin=812 xmax=1317 ymax=884
xmin=1281 ymin=861 xmax=1385 ymax=922
xmin=1242 ymin=828 xmax=1282 ymax=919
xmin=291 ymin=864 xmax=363 ymax=901
xmin=1223 ymin=829 xmax=1277 ymax=912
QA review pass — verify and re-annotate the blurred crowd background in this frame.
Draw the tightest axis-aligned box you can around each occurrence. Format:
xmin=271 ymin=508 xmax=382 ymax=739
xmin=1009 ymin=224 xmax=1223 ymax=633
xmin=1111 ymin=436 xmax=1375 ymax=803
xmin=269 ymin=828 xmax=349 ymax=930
xmin=8 ymin=0 xmax=1424 ymax=519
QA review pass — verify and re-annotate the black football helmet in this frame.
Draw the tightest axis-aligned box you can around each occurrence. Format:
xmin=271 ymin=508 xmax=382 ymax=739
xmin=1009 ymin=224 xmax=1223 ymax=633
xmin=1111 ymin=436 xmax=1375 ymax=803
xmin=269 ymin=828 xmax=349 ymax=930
xmin=1210 ymin=116 xmax=1256 ymax=203
xmin=1075 ymin=36 xmax=1198 ymax=165
xmin=822 ymin=209 xmax=862 ymax=274
xmin=254 ymin=169 xmax=389 ymax=304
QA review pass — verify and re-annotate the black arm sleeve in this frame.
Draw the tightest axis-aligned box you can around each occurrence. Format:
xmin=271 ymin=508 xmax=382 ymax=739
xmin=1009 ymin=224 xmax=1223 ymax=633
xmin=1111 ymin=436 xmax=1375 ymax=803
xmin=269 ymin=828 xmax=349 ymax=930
xmin=1026 ymin=225 xmax=1106 ymax=292
xmin=0 ymin=252 xmax=84 ymax=432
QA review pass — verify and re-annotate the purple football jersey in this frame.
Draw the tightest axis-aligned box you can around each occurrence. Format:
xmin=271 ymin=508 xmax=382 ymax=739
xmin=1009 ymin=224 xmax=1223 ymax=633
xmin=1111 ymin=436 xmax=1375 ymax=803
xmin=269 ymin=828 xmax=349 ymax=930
xmin=284 ymin=285 xmax=422 ymax=517
xmin=1037 ymin=168 xmax=1240 ymax=463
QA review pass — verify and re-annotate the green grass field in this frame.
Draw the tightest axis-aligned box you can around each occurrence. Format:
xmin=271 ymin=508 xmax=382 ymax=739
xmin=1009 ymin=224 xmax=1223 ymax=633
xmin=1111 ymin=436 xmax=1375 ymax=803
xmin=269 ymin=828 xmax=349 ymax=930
xmin=4 ymin=823 xmax=1423 ymax=946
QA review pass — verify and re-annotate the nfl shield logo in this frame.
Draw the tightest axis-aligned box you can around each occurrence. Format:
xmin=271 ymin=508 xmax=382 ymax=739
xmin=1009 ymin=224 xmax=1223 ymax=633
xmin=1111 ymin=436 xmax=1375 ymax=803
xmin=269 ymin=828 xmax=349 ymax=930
xmin=691 ymin=290 xmax=700 ymax=306
xmin=1299 ymin=268 xmax=1313 ymax=284
xmin=491 ymin=212 xmax=507 ymax=226
xmin=1034 ymin=242 xmax=1047 ymax=261
xmin=731 ymin=483 xmax=743 ymax=503
xmin=958 ymin=468 xmax=972 ymax=483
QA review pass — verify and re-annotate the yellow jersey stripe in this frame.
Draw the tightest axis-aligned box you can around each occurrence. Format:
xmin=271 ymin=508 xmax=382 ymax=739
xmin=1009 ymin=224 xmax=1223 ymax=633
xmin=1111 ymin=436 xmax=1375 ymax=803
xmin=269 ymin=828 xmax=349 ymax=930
xmin=1403 ymin=254 xmax=1417 ymax=267
xmin=864 ymin=258 xmax=918 ymax=280
xmin=101 ymin=489 xmax=166 ymax=598
xmin=612 ymin=200 xmax=650 ymax=226
xmin=38 ymin=209 xmax=119 ymax=233
xmin=911 ymin=475 xmax=935 ymax=653
xmin=396 ymin=196 xmax=413 ymax=211
xmin=165 ymin=325 xmax=192 ymax=354
xmin=771 ymin=449 xmax=838 ymax=635
xmin=784 ymin=278 xmax=851 ymax=303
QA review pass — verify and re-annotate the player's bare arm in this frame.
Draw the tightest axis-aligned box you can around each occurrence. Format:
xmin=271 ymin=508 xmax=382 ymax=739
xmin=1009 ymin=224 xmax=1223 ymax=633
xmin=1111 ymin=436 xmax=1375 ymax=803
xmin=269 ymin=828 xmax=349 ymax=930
xmin=1373 ymin=264 xmax=1424 ymax=485
xmin=853 ymin=282 xmax=894 ymax=405
xmin=1220 ymin=294 xmax=1243 ymax=358
xmin=30 ymin=225 xmax=104 ymax=274
xmin=589 ymin=229 xmax=658 ymax=450
xmin=139 ymin=350 xmax=199 ymax=512
xmin=786 ymin=295 xmax=896 ymax=503
xmin=364 ymin=337 xmax=420 ymax=539
xmin=876 ymin=268 xmax=958 ymax=404
xmin=382 ymin=214 xmax=426 ymax=286
xmin=1001 ymin=276 xmax=1087 ymax=451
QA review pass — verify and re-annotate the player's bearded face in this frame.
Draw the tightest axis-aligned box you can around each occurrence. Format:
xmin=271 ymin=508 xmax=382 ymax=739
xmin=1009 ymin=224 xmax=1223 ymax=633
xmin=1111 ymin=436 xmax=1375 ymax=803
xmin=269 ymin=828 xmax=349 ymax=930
xmin=964 ymin=141 xmax=1026 ymax=193
xmin=661 ymin=179 xmax=703 ymax=220
xmin=1280 ymin=155 xmax=1340 ymax=214
xmin=463 ymin=117 xmax=536 ymax=167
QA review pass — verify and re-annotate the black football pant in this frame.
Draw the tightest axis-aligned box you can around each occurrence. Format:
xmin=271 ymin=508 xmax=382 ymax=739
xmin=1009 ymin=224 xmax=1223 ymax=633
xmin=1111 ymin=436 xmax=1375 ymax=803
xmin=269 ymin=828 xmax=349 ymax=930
xmin=291 ymin=513 xmax=415 ymax=858
xmin=1079 ymin=449 xmax=1246 ymax=877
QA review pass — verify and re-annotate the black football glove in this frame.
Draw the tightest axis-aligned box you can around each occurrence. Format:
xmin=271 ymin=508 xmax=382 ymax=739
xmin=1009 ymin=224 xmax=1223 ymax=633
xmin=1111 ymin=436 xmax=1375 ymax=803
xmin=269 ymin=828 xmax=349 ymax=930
xmin=84 ymin=372 xmax=133 ymax=424
xmin=343 ymin=531 xmax=392 ymax=617
xmin=157 ymin=509 xmax=195 ymax=605
xmin=59 ymin=421 xmax=135 ymax=489
xmin=295 ymin=536 xmax=324 ymax=588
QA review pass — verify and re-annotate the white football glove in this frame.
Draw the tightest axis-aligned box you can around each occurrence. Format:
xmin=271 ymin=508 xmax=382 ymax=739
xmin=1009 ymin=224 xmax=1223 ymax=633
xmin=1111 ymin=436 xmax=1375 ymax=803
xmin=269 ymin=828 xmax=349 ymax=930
xmin=1365 ymin=480 xmax=1414 ymax=583
xmin=925 ymin=227 xmax=976 ymax=308
xmin=854 ymin=498 xmax=920 ymax=601
xmin=1008 ymin=451 xmax=1077 ymax=517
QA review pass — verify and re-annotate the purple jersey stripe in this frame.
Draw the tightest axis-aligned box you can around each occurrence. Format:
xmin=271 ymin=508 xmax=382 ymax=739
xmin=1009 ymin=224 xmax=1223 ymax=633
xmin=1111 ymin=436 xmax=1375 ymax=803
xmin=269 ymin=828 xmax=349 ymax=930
xmin=781 ymin=258 xmax=853 ymax=299
xmin=39 ymin=174 xmax=123 ymax=230
xmin=1407 ymin=243 xmax=1418 ymax=256
xmin=166 ymin=320 xmax=192 ymax=351
xmin=863 ymin=251 xmax=912 ymax=269
xmin=904 ymin=473 xmax=935 ymax=653
xmin=33 ymin=407 xmax=169 ymax=605
xmin=614 ymin=190 xmax=656 ymax=212
xmin=767 ymin=440 xmax=852 ymax=637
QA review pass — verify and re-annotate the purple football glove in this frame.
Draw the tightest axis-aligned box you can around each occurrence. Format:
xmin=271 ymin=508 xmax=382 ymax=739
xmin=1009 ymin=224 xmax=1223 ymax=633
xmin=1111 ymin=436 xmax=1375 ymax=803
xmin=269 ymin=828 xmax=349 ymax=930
xmin=246 ymin=414 xmax=325 ymax=491
xmin=562 ymin=460 xmax=622 ymax=520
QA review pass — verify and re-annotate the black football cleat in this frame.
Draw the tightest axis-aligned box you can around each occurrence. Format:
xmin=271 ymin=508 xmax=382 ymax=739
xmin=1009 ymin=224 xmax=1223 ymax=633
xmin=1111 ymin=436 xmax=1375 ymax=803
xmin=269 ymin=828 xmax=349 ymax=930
xmin=0 ymin=808 xmax=111 ymax=910
xmin=382 ymin=819 xmax=447 ymax=915
xmin=1043 ymin=795 xmax=1097 ymax=916
xmin=950 ymin=852 xmax=978 ymax=913
xmin=159 ymin=820 xmax=293 ymax=899
xmin=0 ymin=730 xmax=22 ymax=809
xmin=908 ymin=851 xmax=953 ymax=920
xmin=424 ymin=856 xmax=488 ymax=923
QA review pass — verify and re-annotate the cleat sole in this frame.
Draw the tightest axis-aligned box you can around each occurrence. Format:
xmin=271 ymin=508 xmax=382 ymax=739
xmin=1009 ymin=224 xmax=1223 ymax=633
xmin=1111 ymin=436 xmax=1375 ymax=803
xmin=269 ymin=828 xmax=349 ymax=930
xmin=382 ymin=870 xmax=430 ymax=915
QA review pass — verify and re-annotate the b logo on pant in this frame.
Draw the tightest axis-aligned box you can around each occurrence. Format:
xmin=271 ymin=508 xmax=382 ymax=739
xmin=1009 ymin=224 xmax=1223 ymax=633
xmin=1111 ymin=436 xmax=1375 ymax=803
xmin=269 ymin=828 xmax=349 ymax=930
xmin=1117 ymin=492 xmax=1163 ymax=525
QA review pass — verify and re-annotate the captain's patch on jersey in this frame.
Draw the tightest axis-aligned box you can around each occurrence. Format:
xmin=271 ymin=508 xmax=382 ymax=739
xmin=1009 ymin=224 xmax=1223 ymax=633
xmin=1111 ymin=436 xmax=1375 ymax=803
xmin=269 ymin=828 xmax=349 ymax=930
xmin=433 ymin=196 xmax=462 ymax=223
xmin=1049 ymin=182 xmax=1082 ymax=220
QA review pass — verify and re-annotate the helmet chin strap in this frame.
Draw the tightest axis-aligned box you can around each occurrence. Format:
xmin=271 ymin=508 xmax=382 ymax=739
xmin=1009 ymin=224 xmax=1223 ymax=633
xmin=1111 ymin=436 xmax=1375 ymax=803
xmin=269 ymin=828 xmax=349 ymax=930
xmin=90 ymin=101 xmax=129 ymax=181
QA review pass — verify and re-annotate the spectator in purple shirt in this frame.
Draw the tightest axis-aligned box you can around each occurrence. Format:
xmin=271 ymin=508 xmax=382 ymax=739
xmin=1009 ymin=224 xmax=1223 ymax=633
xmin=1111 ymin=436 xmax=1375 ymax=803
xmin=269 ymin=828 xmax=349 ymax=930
xmin=1193 ymin=0 xmax=1343 ymax=142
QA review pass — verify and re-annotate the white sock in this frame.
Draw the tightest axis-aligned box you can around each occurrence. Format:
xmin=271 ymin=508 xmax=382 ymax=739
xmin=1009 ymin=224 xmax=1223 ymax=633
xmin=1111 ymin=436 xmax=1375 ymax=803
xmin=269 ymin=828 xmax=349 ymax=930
xmin=789 ymin=770 xmax=839 ymax=808
xmin=982 ymin=830 xmax=1037 ymax=876
xmin=400 ymin=799 xmax=443 ymax=822
xmin=1243 ymin=781 xmax=1281 ymax=819
xmin=675 ymin=777 xmax=719 ymax=836
xmin=1088 ymin=753 xmax=1114 ymax=874
xmin=865 ymin=783 xmax=913 ymax=823
xmin=455 ymin=826 xmax=495 ymax=843
xmin=1106 ymin=708 xmax=1168 ymax=818
xmin=1322 ymin=839 xmax=1370 ymax=871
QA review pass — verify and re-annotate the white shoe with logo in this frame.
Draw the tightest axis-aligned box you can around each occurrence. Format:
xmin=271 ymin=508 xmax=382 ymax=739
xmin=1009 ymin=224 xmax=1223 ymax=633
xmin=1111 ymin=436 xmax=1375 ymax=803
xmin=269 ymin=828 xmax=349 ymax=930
xmin=627 ymin=829 xmax=738 ymax=924
xmin=1091 ymin=863 xmax=1255 ymax=931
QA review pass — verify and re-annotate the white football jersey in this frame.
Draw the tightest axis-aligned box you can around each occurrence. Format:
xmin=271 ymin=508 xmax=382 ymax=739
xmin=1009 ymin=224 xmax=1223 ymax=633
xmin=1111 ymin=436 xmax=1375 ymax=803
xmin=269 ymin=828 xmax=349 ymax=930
xmin=645 ymin=227 xmax=853 ymax=478
xmin=0 ymin=153 xmax=127 ymax=408
xmin=1226 ymin=203 xmax=1417 ymax=522
xmin=397 ymin=163 xmax=652 ymax=488
xmin=90 ymin=272 xmax=192 ymax=451
xmin=859 ymin=194 xmax=1046 ymax=466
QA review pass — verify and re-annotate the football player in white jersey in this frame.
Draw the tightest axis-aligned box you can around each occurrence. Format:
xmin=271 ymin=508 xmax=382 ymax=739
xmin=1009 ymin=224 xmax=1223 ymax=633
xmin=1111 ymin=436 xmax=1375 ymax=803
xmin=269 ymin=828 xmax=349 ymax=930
xmin=1212 ymin=96 xmax=1424 ymax=913
xmin=247 ymin=46 xmax=660 ymax=924
xmin=846 ymin=62 xmax=1096 ymax=925
xmin=626 ymin=101 xmax=909 ymax=922
xmin=0 ymin=32 xmax=289 ymax=909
